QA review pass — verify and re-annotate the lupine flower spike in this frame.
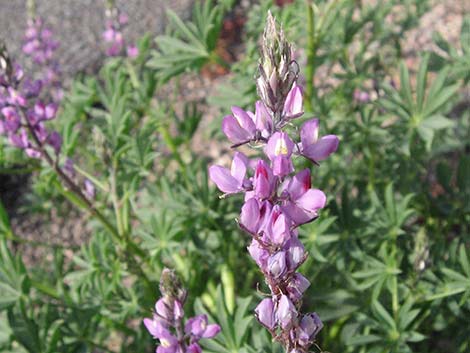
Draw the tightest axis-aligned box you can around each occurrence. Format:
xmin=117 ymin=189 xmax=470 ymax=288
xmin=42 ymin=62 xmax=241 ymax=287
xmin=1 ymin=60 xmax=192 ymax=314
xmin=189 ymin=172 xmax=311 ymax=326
xmin=22 ymin=14 xmax=63 ymax=103
xmin=209 ymin=12 xmax=339 ymax=353
xmin=103 ymin=2 xmax=139 ymax=58
xmin=0 ymin=45 xmax=95 ymax=202
xmin=144 ymin=268 xmax=221 ymax=353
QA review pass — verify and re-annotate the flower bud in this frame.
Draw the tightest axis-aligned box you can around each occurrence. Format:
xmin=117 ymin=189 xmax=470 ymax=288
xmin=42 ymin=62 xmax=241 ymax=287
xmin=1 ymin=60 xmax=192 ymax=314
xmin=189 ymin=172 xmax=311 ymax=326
xmin=159 ymin=268 xmax=187 ymax=304
xmin=268 ymin=251 xmax=287 ymax=279
xmin=276 ymin=295 xmax=297 ymax=329
xmin=257 ymin=12 xmax=298 ymax=117
xmin=255 ymin=298 xmax=276 ymax=330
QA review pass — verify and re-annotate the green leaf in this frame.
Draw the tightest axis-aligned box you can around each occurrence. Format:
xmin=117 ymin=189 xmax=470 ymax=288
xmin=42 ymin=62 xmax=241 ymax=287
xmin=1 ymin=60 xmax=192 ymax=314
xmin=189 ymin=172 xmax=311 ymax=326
xmin=399 ymin=61 xmax=414 ymax=112
xmin=371 ymin=300 xmax=396 ymax=329
xmin=423 ymin=84 xmax=459 ymax=117
xmin=0 ymin=283 xmax=20 ymax=310
xmin=460 ymin=16 xmax=470 ymax=54
xmin=347 ymin=334 xmax=381 ymax=345
xmin=419 ymin=115 xmax=454 ymax=130
xmin=416 ymin=55 xmax=429 ymax=111
xmin=459 ymin=245 xmax=470 ymax=277
xmin=457 ymin=155 xmax=470 ymax=192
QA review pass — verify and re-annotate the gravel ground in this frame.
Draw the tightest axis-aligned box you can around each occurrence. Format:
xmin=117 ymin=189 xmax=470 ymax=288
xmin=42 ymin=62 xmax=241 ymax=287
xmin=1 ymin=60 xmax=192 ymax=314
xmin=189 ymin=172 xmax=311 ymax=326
xmin=0 ymin=0 xmax=193 ymax=76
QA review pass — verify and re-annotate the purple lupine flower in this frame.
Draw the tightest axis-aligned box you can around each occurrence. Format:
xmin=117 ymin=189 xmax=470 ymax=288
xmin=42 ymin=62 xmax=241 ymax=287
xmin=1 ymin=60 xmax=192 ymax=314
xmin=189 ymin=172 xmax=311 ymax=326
xmin=222 ymin=106 xmax=257 ymax=145
xmin=103 ymin=7 xmax=138 ymax=58
xmin=262 ymin=205 xmax=291 ymax=245
xmin=276 ymin=295 xmax=297 ymax=329
xmin=9 ymin=129 xmax=29 ymax=148
xmin=185 ymin=315 xmax=220 ymax=339
xmin=22 ymin=16 xmax=62 ymax=103
xmin=281 ymin=169 xmax=327 ymax=225
xmin=297 ymin=313 xmax=323 ymax=346
xmin=299 ymin=119 xmax=339 ymax=163
xmin=47 ymin=131 xmax=62 ymax=155
xmin=247 ymin=239 xmax=270 ymax=270
xmin=84 ymin=179 xmax=96 ymax=199
xmin=209 ymin=12 xmax=336 ymax=353
xmin=255 ymin=101 xmax=274 ymax=138
xmin=209 ymin=152 xmax=250 ymax=195
xmin=265 ymin=132 xmax=294 ymax=177
xmin=353 ymin=88 xmax=370 ymax=104
xmin=286 ymin=273 xmax=310 ymax=301
xmin=283 ymin=83 xmax=303 ymax=119
xmin=255 ymin=298 xmax=276 ymax=330
xmin=144 ymin=268 xmax=220 ymax=352
xmin=0 ymin=48 xmax=64 ymax=164
xmin=252 ymin=160 xmax=275 ymax=199
xmin=267 ymin=251 xmax=287 ymax=279
xmin=126 ymin=45 xmax=139 ymax=59
xmin=1 ymin=106 xmax=20 ymax=132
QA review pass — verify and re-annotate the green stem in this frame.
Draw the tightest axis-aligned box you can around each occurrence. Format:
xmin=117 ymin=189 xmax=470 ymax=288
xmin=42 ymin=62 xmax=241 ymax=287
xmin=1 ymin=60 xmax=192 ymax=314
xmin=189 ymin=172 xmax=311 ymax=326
xmin=19 ymin=107 xmax=153 ymax=293
xmin=391 ymin=231 xmax=399 ymax=321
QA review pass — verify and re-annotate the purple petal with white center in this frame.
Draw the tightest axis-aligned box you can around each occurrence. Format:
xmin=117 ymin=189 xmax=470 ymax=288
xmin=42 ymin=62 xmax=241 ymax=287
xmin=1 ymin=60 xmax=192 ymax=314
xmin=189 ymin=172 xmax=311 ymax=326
xmin=265 ymin=132 xmax=294 ymax=161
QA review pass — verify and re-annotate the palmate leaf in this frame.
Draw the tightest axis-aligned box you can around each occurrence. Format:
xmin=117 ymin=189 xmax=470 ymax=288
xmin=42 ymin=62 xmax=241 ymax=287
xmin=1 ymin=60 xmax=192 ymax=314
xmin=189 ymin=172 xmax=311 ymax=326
xmin=0 ymin=240 xmax=28 ymax=311
xmin=195 ymin=286 xmax=253 ymax=353
xmin=426 ymin=245 xmax=470 ymax=301
xmin=380 ymin=57 xmax=458 ymax=152
xmin=149 ymin=0 xmax=228 ymax=83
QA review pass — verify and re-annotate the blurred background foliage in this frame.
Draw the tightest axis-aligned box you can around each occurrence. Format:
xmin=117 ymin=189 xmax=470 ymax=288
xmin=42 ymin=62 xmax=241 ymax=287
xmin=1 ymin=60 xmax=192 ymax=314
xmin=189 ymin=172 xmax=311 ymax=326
xmin=0 ymin=0 xmax=469 ymax=352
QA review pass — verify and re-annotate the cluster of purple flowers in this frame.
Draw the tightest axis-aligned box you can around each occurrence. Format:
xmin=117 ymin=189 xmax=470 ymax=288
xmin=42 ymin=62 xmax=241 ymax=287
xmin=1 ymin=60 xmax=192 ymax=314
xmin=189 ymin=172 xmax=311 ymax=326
xmin=103 ymin=8 xmax=138 ymax=58
xmin=209 ymin=13 xmax=338 ymax=353
xmin=22 ymin=16 xmax=63 ymax=103
xmin=144 ymin=269 xmax=220 ymax=353
xmin=0 ymin=51 xmax=60 ymax=159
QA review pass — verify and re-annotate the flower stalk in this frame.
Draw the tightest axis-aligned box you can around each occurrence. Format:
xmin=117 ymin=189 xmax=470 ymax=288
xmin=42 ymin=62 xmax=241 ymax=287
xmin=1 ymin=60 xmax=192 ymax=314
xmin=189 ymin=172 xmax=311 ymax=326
xmin=144 ymin=268 xmax=221 ymax=353
xmin=209 ymin=12 xmax=339 ymax=353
